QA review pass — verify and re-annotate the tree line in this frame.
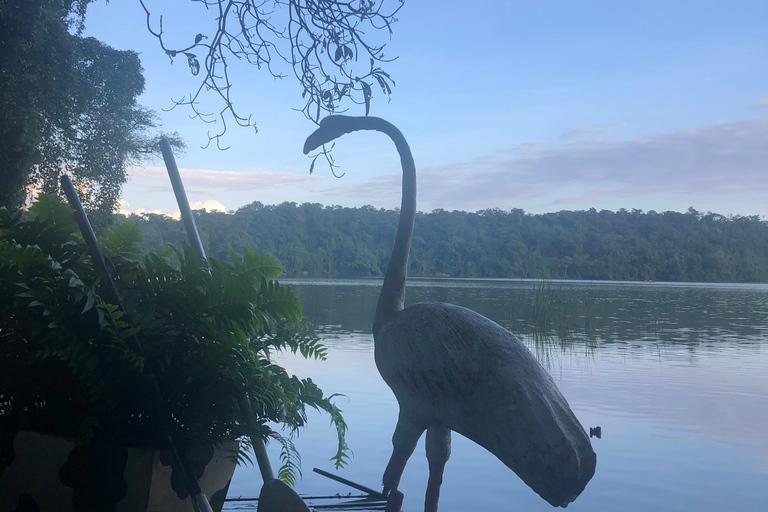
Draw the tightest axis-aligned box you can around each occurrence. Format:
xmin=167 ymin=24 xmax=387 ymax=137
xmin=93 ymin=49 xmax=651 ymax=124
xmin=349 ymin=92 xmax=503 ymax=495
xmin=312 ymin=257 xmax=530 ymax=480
xmin=132 ymin=203 xmax=768 ymax=283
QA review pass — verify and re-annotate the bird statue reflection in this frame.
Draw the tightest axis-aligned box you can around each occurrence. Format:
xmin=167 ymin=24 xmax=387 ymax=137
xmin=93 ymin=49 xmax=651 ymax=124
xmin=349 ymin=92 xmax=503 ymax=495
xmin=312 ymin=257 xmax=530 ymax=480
xmin=304 ymin=116 xmax=596 ymax=512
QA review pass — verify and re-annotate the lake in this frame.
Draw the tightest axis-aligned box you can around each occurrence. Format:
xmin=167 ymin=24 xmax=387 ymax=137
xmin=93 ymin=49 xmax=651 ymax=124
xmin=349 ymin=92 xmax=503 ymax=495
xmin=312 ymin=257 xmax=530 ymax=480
xmin=224 ymin=278 xmax=768 ymax=511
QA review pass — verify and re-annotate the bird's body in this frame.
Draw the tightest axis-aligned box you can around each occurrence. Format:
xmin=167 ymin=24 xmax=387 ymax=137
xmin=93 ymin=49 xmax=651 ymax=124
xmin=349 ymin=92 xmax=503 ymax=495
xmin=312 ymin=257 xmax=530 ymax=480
xmin=304 ymin=115 xmax=596 ymax=511
xmin=375 ymin=301 xmax=595 ymax=507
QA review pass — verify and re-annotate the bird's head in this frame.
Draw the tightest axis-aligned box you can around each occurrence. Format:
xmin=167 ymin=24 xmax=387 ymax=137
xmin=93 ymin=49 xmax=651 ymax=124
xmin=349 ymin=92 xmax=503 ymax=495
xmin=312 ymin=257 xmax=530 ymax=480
xmin=480 ymin=379 xmax=597 ymax=507
xmin=303 ymin=115 xmax=363 ymax=155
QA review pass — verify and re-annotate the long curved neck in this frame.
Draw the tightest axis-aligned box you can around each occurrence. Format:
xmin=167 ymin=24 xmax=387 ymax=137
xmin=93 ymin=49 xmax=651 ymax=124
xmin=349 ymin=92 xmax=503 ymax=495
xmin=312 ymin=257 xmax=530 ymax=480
xmin=303 ymin=116 xmax=415 ymax=333
xmin=372 ymin=121 xmax=416 ymax=333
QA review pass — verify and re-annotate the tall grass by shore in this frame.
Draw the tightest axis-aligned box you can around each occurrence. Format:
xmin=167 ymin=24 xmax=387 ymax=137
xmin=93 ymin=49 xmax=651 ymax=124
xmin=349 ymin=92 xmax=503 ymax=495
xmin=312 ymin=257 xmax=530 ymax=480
xmin=507 ymin=280 xmax=602 ymax=361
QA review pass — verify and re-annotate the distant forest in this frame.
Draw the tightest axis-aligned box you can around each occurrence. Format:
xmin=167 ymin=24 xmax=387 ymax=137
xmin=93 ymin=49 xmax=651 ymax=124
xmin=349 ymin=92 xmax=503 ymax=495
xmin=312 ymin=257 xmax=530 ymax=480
xmin=132 ymin=202 xmax=768 ymax=283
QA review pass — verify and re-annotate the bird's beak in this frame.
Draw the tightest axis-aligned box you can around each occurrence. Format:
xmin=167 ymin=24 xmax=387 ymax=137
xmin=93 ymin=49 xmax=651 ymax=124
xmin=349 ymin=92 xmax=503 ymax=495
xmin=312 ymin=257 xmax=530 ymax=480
xmin=303 ymin=128 xmax=328 ymax=154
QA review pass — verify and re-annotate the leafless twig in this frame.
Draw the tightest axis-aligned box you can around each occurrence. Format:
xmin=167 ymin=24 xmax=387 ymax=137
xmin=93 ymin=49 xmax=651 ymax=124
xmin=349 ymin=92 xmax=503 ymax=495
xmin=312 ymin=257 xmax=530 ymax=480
xmin=138 ymin=0 xmax=403 ymax=150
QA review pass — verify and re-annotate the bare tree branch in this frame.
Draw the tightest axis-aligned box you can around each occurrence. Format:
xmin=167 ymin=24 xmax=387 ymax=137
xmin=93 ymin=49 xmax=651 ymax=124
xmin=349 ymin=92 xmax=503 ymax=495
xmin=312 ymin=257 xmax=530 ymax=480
xmin=138 ymin=0 xmax=403 ymax=150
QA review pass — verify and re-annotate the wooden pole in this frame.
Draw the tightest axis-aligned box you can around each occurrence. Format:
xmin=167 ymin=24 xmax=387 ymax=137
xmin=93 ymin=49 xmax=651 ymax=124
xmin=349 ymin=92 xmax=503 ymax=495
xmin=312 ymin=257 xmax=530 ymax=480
xmin=158 ymin=141 xmax=309 ymax=512
xmin=60 ymin=176 xmax=214 ymax=512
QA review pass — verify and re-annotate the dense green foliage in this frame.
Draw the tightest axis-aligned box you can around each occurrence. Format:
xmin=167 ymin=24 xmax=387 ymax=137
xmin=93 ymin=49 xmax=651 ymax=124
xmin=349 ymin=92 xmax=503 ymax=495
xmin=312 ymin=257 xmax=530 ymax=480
xmin=0 ymin=196 xmax=347 ymax=481
xmin=0 ymin=0 xmax=180 ymax=218
xmin=134 ymin=203 xmax=768 ymax=283
xmin=1 ymin=0 xmax=84 ymax=205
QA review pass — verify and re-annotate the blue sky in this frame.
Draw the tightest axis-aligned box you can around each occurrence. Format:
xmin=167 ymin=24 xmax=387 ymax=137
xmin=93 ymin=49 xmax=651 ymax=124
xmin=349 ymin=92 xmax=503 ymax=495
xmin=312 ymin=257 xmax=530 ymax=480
xmin=83 ymin=0 xmax=768 ymax=216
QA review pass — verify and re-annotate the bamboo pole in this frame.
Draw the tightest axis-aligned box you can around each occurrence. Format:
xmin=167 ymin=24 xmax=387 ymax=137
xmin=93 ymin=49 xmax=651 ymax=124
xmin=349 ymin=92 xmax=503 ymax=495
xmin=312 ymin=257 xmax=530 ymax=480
xmin=60 ymin=176 xmax=214 ymax=512
xmin=159 ymin=140 xmax=309 ymax=512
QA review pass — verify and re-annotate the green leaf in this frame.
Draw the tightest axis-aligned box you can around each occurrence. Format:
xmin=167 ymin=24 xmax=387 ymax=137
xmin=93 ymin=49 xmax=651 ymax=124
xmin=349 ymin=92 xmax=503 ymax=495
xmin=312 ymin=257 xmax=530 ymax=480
xmin=309 ymin=155 xmax=319 ymax=175
xmin=118 ymin=326 xmax=141 ymax=341
xmin=257 ymin=279 xmax=302 ymax=322
xmin=82 ymin=293 xmax=95 ymax=313
xmin=99 ymin=221 xmax=144 ymax=260
xmin=69 ymin=275 xmax=85 ymax=288
xmin=230 ymin=246 xmax=284 ymax=281
xmin=29 ymin=194 xmax=80 ymax=239
xmin=271 ymin=433 xmax=302 ymax=487
xmin=361 ymin=81 xmax=372 ymax=116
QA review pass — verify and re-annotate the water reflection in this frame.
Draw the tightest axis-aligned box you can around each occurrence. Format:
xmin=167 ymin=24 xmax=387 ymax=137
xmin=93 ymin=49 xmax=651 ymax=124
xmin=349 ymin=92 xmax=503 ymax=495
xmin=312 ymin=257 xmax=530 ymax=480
xmin=287 ymin=277 xmax=768 ymax=349
xmin=227 ymin=279 xmax=768 ymax=512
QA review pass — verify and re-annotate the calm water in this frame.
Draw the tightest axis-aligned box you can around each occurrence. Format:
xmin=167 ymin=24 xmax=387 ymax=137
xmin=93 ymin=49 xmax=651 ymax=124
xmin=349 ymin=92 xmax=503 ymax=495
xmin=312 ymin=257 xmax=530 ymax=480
xmin=225 ymin=279 xmax=768 ymax=511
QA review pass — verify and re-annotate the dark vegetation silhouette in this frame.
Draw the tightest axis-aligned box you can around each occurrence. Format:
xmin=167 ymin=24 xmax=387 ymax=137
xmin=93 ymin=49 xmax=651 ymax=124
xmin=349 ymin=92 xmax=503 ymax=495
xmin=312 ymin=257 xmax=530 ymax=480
xmin=0 ymin=0 xmax=182 ymax=217
xmin=303 ymin=115 xmax=596 ymax=512
xmin=132 ymin=204 xmax=768 ymax=283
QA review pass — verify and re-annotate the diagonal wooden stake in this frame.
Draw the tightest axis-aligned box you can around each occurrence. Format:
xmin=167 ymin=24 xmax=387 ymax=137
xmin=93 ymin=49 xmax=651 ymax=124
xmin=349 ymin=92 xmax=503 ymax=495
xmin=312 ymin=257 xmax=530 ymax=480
xmin=60 ymin=175 xmax=214 ymax=512
xmin=159 ymin=139 xmax=310 ymax=512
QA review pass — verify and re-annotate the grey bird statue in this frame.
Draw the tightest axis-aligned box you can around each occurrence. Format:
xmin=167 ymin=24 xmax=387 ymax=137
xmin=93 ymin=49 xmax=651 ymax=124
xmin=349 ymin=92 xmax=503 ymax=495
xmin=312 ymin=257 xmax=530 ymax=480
xmin=304 ymin=116 xmax=596 ymax=512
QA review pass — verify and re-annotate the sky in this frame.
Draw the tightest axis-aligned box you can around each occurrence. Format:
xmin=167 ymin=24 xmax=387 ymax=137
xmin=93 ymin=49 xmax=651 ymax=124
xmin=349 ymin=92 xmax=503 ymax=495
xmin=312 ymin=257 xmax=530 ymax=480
xmin=82 ymin=0 xmax=768 ymax=217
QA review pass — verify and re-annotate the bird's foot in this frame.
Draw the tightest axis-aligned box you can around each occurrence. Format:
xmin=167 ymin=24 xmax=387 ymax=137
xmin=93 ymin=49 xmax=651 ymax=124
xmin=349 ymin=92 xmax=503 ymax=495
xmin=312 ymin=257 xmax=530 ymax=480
xmin=384 ymin=489 xmax=404 ymax=512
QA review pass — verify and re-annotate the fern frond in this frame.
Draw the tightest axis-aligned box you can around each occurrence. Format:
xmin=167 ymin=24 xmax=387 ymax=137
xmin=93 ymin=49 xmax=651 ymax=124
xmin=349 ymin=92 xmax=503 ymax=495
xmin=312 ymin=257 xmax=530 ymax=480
xmin=300 ymin=385 xmax=351 ymax=469
xmin=230 ymin=246 xmax=284 ymax=281
xmin=28 ymin=194 xmax=81 ymax=239
xmin=257 ymin=279 xmax=303 ymax=323
xmin=270 ymin=432 xmax=302 ymax=487
xmin=99 ymin=221 xmax=144 ymax=260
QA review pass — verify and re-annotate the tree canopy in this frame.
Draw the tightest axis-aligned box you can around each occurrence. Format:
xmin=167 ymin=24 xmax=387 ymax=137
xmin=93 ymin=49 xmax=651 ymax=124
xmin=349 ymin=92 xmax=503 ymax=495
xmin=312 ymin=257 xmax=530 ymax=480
xmin=0 ymin=0 xmax=180 ymax=217
xmin=132 ymin=204 xmax=768 ymax=283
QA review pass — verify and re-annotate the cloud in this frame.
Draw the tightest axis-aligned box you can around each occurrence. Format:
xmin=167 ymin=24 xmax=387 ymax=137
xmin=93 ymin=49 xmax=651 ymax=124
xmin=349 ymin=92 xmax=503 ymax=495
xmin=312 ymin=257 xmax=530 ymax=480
xmin=122 ymin=165 xmax=333 ymax=216
xmin=559 ymin=123 xmax=623 ymax=140
xmin=118 ymin=198 xmax=225 ymax=219
xmin=754 ymin=95 xmax=768 ymax=109
xmin=134 ymin=207 xmax=165 ymax=217
xmin=117 ymin=198 xmax=132 ymax=217
xmin=319 ymin=116 xmax=768 ymax=212
xmin=120 ymin=116 xmax=767 ymax=215
xmin=189 ymin=200 xmax=226 ymax=213
xmin=127 ymin=166 xmax=326 ymax=192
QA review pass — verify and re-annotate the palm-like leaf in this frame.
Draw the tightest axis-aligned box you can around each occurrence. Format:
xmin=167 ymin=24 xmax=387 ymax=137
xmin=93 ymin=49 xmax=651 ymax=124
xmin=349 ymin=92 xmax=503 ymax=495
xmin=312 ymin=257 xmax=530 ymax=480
xmin=272 ymin=433 xmax=302 ymax=487
xmin=230 ymin=246 xmax=284 ymax=281
xmin=257 ymin=279 xmax=303 ymax=323
xmin=99 ymin=221 xmax=144 ymax=260
xmin=0 ymin=203 xmax=349 ymax=480
xmin=28 ymin=193 xmax=81 ymax=239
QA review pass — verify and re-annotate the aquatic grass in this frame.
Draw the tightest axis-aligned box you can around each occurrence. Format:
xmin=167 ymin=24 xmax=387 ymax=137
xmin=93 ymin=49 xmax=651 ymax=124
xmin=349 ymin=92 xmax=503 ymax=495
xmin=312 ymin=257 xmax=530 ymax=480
xmin=525 ymin=330 xmax=555 ymax=369
xmin=507 ymin=296 xmax=522 ymax=334
xmin=583 ymin=297 xmax=598 ymax=334
xmin=557 ymin=297 xmax=577 ymax=343
xmin=531 ymin=280 xmax=554 ymax=339
xmin=509 ymin=280 xmax=608 ymax=368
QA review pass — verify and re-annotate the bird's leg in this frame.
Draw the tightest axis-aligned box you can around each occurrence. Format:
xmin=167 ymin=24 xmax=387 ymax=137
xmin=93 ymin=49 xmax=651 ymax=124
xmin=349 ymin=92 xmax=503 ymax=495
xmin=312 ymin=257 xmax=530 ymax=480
xmin=385 ymin=488 xmax=405 ymax=512
xmin=424 ymin=427 xmax=451 ymax=512
xmin=383 ymin=414 xmax=425 ymax=512
xmin=382 ymin=446 xmax=410 ymax=494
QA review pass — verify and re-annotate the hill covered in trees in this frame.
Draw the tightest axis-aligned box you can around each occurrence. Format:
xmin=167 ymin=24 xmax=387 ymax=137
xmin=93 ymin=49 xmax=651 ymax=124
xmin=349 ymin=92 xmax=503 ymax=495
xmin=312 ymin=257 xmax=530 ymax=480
xmin=133 ymin=202 xmax=768 ymax=283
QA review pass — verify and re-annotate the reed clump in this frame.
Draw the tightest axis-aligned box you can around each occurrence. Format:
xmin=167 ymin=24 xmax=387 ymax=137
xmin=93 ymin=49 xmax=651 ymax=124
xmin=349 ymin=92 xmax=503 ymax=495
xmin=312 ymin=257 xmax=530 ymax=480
xmin=507 ymin=281 xmax=603 ymax=361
